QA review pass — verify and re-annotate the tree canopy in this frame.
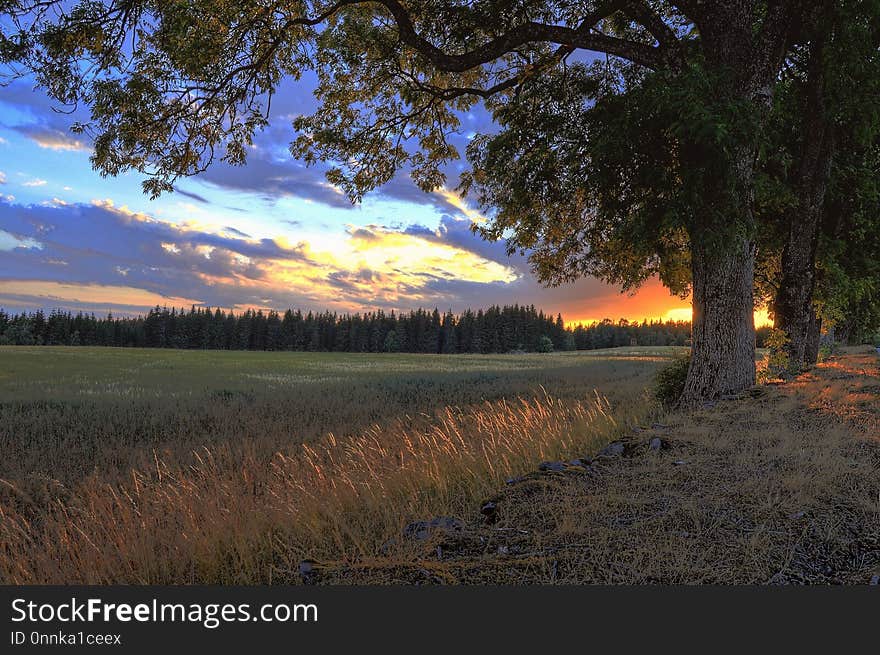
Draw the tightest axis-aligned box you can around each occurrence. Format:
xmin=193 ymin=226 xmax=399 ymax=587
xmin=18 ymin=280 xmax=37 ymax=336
xmin=1 ymin=1 xmax=792 ymax=211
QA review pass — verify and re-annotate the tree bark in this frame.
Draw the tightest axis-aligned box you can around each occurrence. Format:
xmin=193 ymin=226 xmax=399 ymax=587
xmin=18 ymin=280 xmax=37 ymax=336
xmin=804 ymin=310 xmax=821 ymax=365
xmin=773 ymin=37 xmax=835 ymax=373
xmin=677 ymin=6 xmax=792 ymax=404
xmin=681 ymin=223 xmax=758 ymax=404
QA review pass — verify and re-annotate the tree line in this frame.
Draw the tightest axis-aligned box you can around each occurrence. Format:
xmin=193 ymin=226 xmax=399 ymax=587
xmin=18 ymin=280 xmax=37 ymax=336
xmin=0 ymin=306 xmax=699 ymax=354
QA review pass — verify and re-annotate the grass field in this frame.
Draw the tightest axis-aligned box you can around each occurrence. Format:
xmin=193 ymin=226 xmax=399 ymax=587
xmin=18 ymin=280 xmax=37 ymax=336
xmin=0 ymin=346 xmax=679 ymax=583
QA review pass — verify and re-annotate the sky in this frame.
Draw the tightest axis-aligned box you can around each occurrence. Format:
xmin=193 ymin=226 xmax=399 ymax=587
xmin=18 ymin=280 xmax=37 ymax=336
xmin=0 ymin=73 xmax=710 ymax=326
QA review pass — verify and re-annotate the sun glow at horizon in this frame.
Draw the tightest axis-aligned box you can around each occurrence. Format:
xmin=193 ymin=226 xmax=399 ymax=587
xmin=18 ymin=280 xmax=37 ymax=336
xmin=566 ymin=307 xmax=774 ymax=328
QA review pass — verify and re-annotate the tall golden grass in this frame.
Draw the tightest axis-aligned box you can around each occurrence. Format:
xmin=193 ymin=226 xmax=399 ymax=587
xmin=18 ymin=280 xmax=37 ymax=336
xmin=0 ymin=390 xmax=646 ymax=584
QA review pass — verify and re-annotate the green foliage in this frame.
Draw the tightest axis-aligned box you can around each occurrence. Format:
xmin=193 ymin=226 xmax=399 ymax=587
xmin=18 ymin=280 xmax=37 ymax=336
xmin=653 ymin=354 xmax=690 ymax=406
xmin=463 ymin=62 xmax=690 ymax=294
xmin=382 ymin=329 xmax=400 ymax=353
xmin=536 ymin=335 xmax=554 ymax=353
xmin=465 ymin=45 xmax=786 ymax=298
xmin=754 ymin=0 xmax=880 ymax=335
xmin=2 ymin=0 xmax=691 ymax=201
xmin=760 ymin=328 xmax=792 ymax=380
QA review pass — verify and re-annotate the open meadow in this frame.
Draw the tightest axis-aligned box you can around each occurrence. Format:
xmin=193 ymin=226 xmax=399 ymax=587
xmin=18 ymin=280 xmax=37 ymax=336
xmin=0 ymin=346 xmax=679 ymax=583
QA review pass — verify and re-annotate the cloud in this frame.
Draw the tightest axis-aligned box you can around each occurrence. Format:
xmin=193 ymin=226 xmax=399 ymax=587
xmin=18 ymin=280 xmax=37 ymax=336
xmin=350 ymin=227 xmax=380 ymax=242
xmin=0 ymin=195 xmax=693 ymax=321
xmin=14 ymin=126 xmax=90 ymax=152
xmin=0 ymin=171 xmax=5 ymax=184
xmin=174 ymin=188 xmax=211 ymax=204
xmin=23 ymin=179 xmax=47 ymax=187
xmin=0 ymin=229 xmax=43 ymax=252
xmin=197 ymin=156 xmax=357 ymax=209
xmin=0 ymin=280 xmax=201 ymax=312
xmin=223 ymin=226 xmax=252 ymax=239
xmin=0 ymin=198 xmax=519 ymax=316
xmin=0 ymin=74 xmax=690 ymax=321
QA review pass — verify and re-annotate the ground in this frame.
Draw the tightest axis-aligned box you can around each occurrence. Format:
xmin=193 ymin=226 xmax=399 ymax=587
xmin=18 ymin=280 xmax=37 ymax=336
xmin=1 ymin=346 xmax=876 ymax=584
xmin=309 ymin=348 xmax=880 ymax=584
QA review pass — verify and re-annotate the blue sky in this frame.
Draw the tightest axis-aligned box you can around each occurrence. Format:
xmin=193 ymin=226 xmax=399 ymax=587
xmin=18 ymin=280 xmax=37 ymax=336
xmin=0 ymin=74 xmax=692 ymax=323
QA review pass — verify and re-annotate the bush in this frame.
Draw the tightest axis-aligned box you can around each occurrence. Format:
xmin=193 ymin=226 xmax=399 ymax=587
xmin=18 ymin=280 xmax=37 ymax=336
xmin=536 ymin=335 xmax=554 ymax=353
xmin=653 ymin=355 xmax=690 ymax=406
xmin=759 ymin=328 xmax=792 ymax=381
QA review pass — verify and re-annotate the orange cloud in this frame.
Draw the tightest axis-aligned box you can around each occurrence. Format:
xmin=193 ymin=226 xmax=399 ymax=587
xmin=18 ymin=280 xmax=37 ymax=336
xmin=25 ymin=129 xmax=90 ymax=152
xmin=0 ymin=280 xmax=201 ymax=308
xmin=434 ymin=187 xmax=488 ymax=224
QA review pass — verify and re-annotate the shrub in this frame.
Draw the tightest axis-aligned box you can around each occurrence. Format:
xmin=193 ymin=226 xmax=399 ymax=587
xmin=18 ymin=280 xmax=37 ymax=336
xmin=760 ymin=328 xmax=791 ymax=381
xmin=653 ymin=355 xmax=690 ymax=406
xmin=536 ymin=335 xmax=554 ymax=353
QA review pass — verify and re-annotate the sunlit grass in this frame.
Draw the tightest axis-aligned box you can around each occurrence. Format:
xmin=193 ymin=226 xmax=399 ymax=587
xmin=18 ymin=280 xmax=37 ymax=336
xmin=0 ymin=346 xmax=673 ymax=583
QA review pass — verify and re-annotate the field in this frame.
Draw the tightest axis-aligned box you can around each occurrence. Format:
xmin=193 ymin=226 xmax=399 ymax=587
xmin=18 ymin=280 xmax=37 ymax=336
xmin=0 ymin=346 xmax=678 ymax=583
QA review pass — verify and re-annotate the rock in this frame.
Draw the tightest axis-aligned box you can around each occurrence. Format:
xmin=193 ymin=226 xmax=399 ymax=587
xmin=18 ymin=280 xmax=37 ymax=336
xmin=538 ymin=461 xmax=567 ymax=472
xmin=648 ymin=437 xmax=663 ymax=451
xmin=403 ymin=516 xmax=464 ymax=541
xmin=597 ymin=441 xmax=625 ymax=458
xmin=480 ymin=501 xmax=498 ymax=524
xmin=506 ymin=476 xmax=525 ymax=486
xmin=870 ymin=574 xmax=879 ymax=586
xmin=568 ymin=457 xmax=592 ymax=468
xmin=497 ymin=545 xmax=509 ymax=556
xmin=672 ymin=460 xmax=687 ymax=466
xmin=651 ymin=423 xmax=669 ymax=430
xmin=298 ymin=560 xmax=319 ymax=585
xmin=788 ymin=511 xmax=806 ymax=520
xmin=702 ymin=400 xmax=717 ymax=409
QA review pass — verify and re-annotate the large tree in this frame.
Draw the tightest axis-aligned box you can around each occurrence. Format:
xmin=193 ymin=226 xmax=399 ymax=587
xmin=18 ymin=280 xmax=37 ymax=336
xmin=815 ymin=135 xmax=880 ymax=346
xmin=760 ymin=0 xmax=880 ymax=371
xmin=1 ymin=1 xmax=806 ymax=401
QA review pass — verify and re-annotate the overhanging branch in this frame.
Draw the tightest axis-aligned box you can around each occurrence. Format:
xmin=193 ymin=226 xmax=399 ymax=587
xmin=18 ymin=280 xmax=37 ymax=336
xmin=290 ymin=0 xmax=670 ymax=71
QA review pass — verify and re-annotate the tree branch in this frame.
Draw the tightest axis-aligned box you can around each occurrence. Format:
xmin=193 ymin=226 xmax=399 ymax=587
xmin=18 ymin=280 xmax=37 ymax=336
xmin=623 ymin=1 xmax=681 ymax=48
xmin=291 ymin=0 xmax=667 ymax=70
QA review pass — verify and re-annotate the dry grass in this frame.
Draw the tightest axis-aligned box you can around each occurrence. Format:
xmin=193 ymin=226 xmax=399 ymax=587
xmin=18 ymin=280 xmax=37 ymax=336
xmin=0 ymin=388 xmax=647 ymax=583
xmin=309 ymin=348 xmax=880 ymax=585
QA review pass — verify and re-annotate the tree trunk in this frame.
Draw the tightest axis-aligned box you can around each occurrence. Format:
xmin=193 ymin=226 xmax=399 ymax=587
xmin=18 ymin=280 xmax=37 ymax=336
xmin=836 ymin=319 xmax=854 ymax=345
xmin=681 ymin=229 xmax=757 ymax=403
xmin=773 ymin=37 xmax=834 ymax=373
xmin=675 ymin=5 xmax=795 ymax=404
xmin=804 ymin=310 xmax=821 ymax=365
